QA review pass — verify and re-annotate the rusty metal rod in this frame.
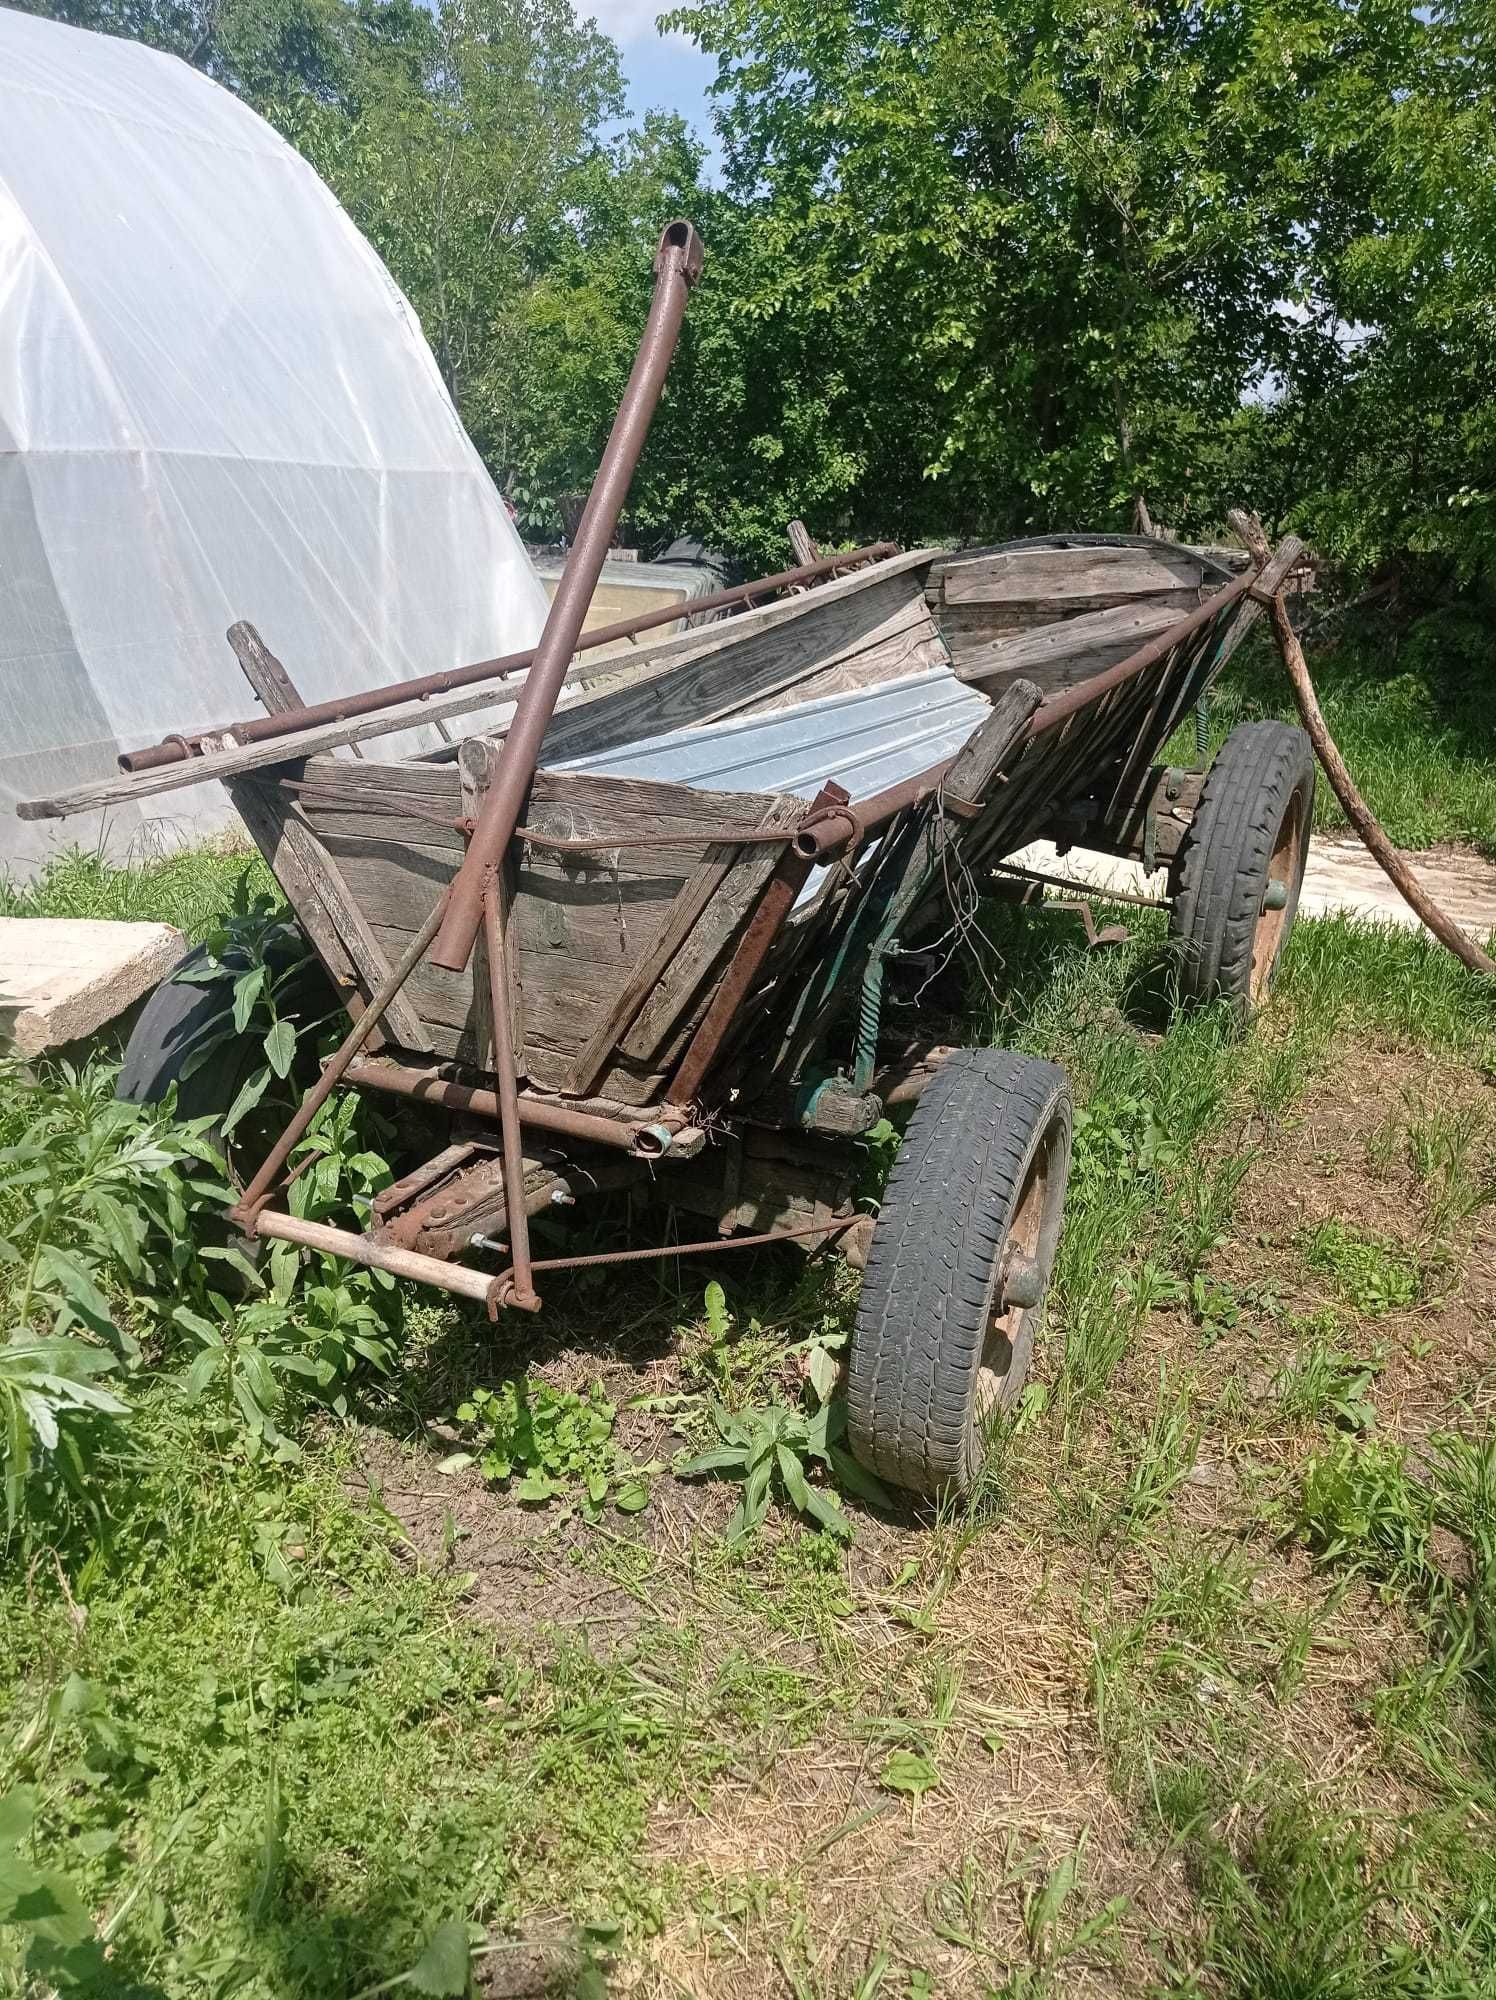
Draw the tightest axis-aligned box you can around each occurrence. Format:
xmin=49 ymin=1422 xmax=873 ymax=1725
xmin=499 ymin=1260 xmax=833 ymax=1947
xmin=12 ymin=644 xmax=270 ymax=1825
xmin=432 ymin=221 xmax=705 ymax=972
xmin=117 ymin=541 xmax=898 ymax=775
xmin=482 ymin=876 xmax=538 ymax=1308
xmin=229 ymin=888 xmax=453 ymax=1229
xmin=666 ymin=781 xmax=849 ymax=1108
xmin=988 ymin=858 xmax=1171 ymax=911
xmin=502 ymin=1215 xmax=857 ymax=1283
xmin=342 ymin=1061 xmax=681 ymax=1154
xmin=254 ymin=1210 xmax=501 ymax=1306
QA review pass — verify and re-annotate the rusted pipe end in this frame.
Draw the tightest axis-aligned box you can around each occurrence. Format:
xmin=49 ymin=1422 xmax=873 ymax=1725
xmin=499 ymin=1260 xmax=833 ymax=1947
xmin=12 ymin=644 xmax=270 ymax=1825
xmin=489 ymin=1272 xmax=542 ymax=1316
xmin=790 ymin=783 xmax=858 ymax=861
xmin=633 ymin=1122 xmax=677 ymax=1158
xmin=656 ymin=218 xmax=705 ymax=285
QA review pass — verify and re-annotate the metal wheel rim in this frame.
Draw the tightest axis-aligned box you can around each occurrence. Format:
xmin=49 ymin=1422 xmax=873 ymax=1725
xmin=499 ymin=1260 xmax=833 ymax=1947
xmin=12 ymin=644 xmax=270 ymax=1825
xmin=1250 ymin=790 xmax=1307 ymax=1001
xmin=975 ymin=1119 xmax=1064 ymax=1420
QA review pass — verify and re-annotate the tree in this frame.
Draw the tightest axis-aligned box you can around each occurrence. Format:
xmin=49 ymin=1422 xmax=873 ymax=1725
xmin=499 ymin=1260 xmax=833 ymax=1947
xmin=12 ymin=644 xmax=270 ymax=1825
xmin=664 ymin=0 xmax=1430 ymax=551
xmin=1242 ymin=0 xmax=1496 ymax=584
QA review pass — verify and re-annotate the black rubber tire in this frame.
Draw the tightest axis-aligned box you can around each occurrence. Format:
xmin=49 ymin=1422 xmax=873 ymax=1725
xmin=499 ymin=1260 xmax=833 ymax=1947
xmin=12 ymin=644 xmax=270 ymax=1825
xmin=117 ymin=938 xmax=336 ymax=1177
xmin=1168 ymin=720 xmax=1315 ymax=1023
xmin=845 ymin=1048 xmax=1072 ymax=1500
xmin=118 ymin=943 xmax=262 ymax=1120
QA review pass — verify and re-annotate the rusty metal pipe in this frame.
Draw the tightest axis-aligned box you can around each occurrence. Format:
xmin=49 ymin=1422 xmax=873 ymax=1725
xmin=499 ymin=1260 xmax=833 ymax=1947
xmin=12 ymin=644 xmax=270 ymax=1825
xmin=430 ymin=221 xmax=705 ymax=973
xmin=496 ymin=1216 xmax=857 ymax=1295
xmin=116 ymin=541 xmax=898 ymax=775
xmin=229 ymin=887 xmax=452 ymax=1228
xmin=482 ymin=878 xmax=537 ymax=1308
xmin=342 ymin=1060 xmax=678 ymax=1154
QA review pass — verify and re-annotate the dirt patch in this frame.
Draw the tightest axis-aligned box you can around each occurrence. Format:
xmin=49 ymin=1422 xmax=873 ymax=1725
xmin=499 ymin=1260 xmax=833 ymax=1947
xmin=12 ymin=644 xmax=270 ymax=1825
xmin=1202 ymin=1038 xmax=1495 ymax=1440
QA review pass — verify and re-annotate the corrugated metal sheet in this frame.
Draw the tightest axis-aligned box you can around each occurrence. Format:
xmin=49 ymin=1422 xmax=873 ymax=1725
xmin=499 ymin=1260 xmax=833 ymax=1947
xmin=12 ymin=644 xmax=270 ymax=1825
xmin=552 ymin=664 xmax=990 ymax=802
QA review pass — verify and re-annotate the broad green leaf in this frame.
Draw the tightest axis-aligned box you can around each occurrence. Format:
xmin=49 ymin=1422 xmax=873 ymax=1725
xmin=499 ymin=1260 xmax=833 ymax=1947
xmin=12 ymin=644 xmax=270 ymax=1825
xmin=231 ymin=963 xmax=268 ymax=1033
xmin=404 ymin=1916 xmax=471 ymax=1996
xmin=827 ymin=1444 xmax=894 ymax=1509
xmin=675 ymin=1445 xmax=749 ymax=1477
xmin=34 ymin=1249 xmax=114 ymax=1339
xmin=263 ymin=1019 xmax=297 ymax=1079
xmin=775 ymin=1442 xmax=812 ymax=1513
xmin=879 ymin=1750 xmax=940 ymax=1798
xmin=223 ymin=1065 xmax=272 ymax=1137
xmin=799 ymin=1483 xmax=853 ymax=1539
xmin=807 ymin=1345 xmax=840 ymax=1403
xmin=0 ymin=1786 xmax=36 ymax=1848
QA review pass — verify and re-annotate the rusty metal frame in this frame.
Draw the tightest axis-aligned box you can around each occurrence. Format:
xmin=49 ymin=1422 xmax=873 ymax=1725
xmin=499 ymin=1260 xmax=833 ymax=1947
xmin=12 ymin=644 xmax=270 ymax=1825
xmin=341 ymin=1061 xmax=688 ymax=1156
xmin=119 ymin=539 xmax=899 ymax=775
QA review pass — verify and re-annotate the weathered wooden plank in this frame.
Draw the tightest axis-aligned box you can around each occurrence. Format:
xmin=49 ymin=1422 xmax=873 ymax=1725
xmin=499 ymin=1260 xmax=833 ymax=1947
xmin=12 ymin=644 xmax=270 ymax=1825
xmin=615 ymin=794 xmax=804 ymax=1067
xmin=540 ymin=563 xmax=940 ymax=764
xmin=528 ymin=768 xmax=791 ymax=836
xmin=228 ymin=621 xmax=308 ymax=719
xmin=939 ymin=544 xmax=1206 ymax=607
xmin=298 ymin=755 xmax=463 ymax=814
xmin=565 ymin=837 xmax=757 ymax=1093
xmin=227 ymin=775 xmax=433 ymax=1053
xmin=343 ymin=763 xmax=803 ymax=1088
xmin=947 ymin=600 xmax=1191 ymax=693
xmin=939 ymin=589 xmax=1197 ymax=653
xmin=787 ymin=520 xmax=820 ymax=567
xmin=316 ymin=833 xmax=689 ymax=970
xmin=730 ymin=592 xmax=948 ymax=714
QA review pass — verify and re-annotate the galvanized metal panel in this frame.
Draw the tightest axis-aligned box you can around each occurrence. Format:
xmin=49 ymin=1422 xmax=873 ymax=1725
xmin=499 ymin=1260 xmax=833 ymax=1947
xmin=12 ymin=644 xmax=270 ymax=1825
xmin=552 ymin=664 xmax=990 ymax=803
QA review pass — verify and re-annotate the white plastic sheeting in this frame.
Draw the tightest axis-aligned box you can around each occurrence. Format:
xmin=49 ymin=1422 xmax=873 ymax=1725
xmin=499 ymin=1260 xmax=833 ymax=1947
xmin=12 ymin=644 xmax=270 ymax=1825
xmin=0 ymin=8 xmax=550 ymax=869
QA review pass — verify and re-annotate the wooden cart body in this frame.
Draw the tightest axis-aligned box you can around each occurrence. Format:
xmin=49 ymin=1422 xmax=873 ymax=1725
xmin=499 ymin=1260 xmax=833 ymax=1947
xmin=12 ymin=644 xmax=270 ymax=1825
xmin=235 ymin=538 xmax=1247 ymax=1102
xmin=21 ymin=532 xmax=1285 ymax=1305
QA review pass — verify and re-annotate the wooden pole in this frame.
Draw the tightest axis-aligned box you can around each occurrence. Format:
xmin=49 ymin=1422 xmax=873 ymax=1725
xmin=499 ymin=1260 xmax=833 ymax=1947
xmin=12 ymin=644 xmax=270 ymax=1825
xmin=1228 ymin=510 xmax=1494 ymax=979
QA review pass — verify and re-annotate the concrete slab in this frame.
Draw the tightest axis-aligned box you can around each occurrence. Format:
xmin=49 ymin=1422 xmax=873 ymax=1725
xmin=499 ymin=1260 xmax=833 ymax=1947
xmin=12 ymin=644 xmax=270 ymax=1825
xmin=1005 ymin=837 xmax=1496 ymax=942
xmin=0 ymin=918 xmax=185 ymax=1058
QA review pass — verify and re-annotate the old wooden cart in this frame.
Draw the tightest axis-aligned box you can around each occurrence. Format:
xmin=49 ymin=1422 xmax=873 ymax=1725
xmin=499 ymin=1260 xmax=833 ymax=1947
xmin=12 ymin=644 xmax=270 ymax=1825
xmin=19 ymin=224 xmax=1314 ymax=1498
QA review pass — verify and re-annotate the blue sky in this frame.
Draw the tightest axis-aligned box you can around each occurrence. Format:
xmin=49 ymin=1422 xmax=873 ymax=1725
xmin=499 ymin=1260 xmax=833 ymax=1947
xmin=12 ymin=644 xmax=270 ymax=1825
xmin=590 ymin=1 xmax=720 ymax=164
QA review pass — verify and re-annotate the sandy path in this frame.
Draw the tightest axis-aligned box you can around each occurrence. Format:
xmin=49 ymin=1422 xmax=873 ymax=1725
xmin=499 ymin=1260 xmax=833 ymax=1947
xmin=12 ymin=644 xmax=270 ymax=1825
xmin=1006 ymin=833 xmax=1496 ymax=940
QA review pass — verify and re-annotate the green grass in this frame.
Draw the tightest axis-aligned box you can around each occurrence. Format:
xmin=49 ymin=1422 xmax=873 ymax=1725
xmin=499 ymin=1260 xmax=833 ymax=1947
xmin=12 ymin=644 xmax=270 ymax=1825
xmin=1176 ymin=612 xmax=1496 ymax=856
xmin=0 ymin=845 xmax=275 ymax=938
xmin=5 ymin=839 xmax=1496 ymax=1995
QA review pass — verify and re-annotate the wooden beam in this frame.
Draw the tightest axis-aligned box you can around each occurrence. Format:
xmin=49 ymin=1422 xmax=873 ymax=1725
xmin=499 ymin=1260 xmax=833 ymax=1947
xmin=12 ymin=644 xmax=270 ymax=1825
xmin=946 ymin=600 xmax=1187 ymax=692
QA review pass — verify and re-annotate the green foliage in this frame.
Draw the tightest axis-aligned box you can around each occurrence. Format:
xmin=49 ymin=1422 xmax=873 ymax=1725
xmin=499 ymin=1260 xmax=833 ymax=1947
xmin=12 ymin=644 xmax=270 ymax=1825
xmin=0 ymin=1780 xmax=105 ymax=1992
xmin=0 ymin=1062 xmax=227 ymax=1537
xmin=0 ymin=1050 xmax=400 ymax=1541
xmin=1071 ymin=1096 xmax=1181 ymax=1193
xmin=0 ymin=845 xmax=276 ymax=939
xmin=1303 ymin=1219 xmax=1421 ymax=1315
xmin=169 ymin=870 xmax=332 ymax=1141
xmin=675 ymin=1387 xmax=890 ymax=1542
xmin=453 ymin=1379 xmax=654 ymax=1515
xmin=1273 ymin=1339 xmax=1381 ymax=1433
xmin=1296 ymin=1436 xmax=1435 ymax=1591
